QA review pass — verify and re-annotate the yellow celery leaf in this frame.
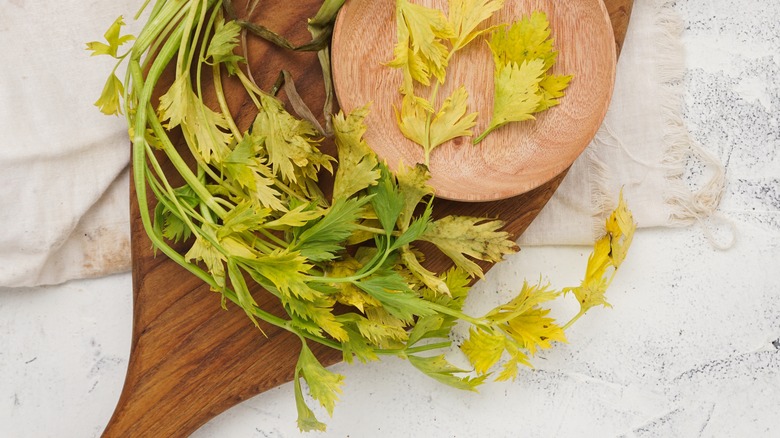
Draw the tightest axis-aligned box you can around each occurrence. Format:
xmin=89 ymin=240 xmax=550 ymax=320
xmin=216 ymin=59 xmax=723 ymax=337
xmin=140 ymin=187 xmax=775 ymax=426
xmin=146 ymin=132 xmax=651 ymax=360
xmin=401 ymin=247 xmax=451 ymax=296
xmin=505 ymin=306 xmax=567 ymax=355
xmin=206 ymin=18 xmax=245 ymax=74
xmin=565 ymin=193 xmax=635 ymax=314
xmin=332 ymin=107 xmax=381 ymax=199
xmin=329 ymin=257 xmax=382 ymax=312
xmin=448 ymin=0 xmax=505 ymax=52
xmin=565 ymin=275 xmax=612 ymax=314
xmin=387 ymin=20 xmax=431 ymax=94
xmin=494 ymin=341 xmax=532 ymax=381
xmin=485 ymin=280 xmax=560 ymax=324
xmin=584 ymin=235 xmax=612 ymax=284
xmin=395 ymin=164 xmax=435 ymax=229
xmin=293 ymin=367 xmax=327 ymax=433
xmin=283 ymin=294 xmax=349 ymax=342
xmin=396 ymin=93 xmax=430 ymax=151
xmin=239 ymin=250 xmax=320 ymax=301
xmin=476 ymin=59 xmax=545 ymax=143
xmin=398 ymin=87 xmax=477 ymax=164
xmin=296 ymin=342 xmax=345 ymax=417
xmin=387 ymin=0 xmax=454 ymax=91
xmin=461 ymin=327 xmax=505 ymax=375
xmin=221 ymin=135 xmax=285 ymax=211
xmin=86 ymin=15 xmax=135 ymax=58
xmin=536 ymin=73 xmax=573 ymax=112
xmin=408 ymin=354 xmax=488 ymax=391
xmin=263 ymin=204 xmax=323 ymax=231
xmin=358 ymin=306 xmax=410 ymax=347
xmin=605 ymin=191 xmax=636 ymax=268
xmin=254 ymin=94 xmax=327 ymax=184
xmin=184 ymin=232 xmax=227 ymax=290
xmin=488 ymin=11 xmax=557 ymax=71
xmin=94 ymin=73 xmax=124 ymax=116
xmin=428 ymin=85 xmax=479 ymax=150
xmin=158 ymin=74 xmax=232 ymax=163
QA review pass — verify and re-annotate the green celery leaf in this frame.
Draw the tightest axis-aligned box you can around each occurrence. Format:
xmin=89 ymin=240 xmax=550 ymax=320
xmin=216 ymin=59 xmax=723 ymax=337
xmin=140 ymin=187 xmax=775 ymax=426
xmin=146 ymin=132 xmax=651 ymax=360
xmin=355 ymin=270 xmax=435 ymax=324
xmin=368 ymin=163 xmax=405 ymax=235
xmin=294 ymin=197 xmax=368 ymax=262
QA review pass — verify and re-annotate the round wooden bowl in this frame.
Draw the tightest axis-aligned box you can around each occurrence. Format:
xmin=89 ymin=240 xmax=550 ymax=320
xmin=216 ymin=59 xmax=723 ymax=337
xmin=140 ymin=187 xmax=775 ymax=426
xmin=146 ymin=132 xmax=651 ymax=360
xmin=332 ymin=0 xmax=616 ymax=202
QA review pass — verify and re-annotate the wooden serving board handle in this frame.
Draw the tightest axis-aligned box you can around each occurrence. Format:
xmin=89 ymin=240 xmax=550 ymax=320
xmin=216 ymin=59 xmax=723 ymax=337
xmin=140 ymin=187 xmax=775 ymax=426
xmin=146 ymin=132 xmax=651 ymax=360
xmin=104 ymin=1 xmax=634 ymax=436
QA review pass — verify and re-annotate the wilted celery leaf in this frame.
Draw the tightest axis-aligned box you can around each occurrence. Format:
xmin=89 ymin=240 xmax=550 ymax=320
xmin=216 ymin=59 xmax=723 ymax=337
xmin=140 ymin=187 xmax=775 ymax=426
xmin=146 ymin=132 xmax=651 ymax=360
xmin=86 ymin=16 xmax=135 ymax=58
xmin=340 ymin=324 xmax=381 ymax=364
xmin=495 ymin=341 xmax=530 ymax=381
xmin=294 ymin=197 xmax=367 ymax=262
xmin=158 ymin=74 xmax=232 ymax=163
xmin=408 ymin=354 xmax=487 ymax=391
xmin=606 ymin=191 xmax=636 ymax=268
xmin=329 ymin=257 xmax=381 ymax=312
xmin=387 ymin=0 xmax=454 ymax=93
xmin=206 ymin=18 xmax=245 ymax=74
xmin=401 ymin=246 xmax=450 ymax=296
xmin=420 ymin=215 xmax=517 ymax=278
xmin=397 ymin=94 xmax=429 ymax=149
xmin=295 ymin=342 xmax=344 ymax=431
xmin=332 ymin=107 xmax=380 ymax=199
xmin=415 ymin=267 xmax=471 ymax=338
xmin=395 ymin=164 xmax=434 ymax=228
xmin=567 ymin=274 xmax=611 ymax=314
xmin=227 ymin=260 xmax=261 ymax=326
xmin=448 ymin=0 xmax=505 ymax=52
xmin=565 ymin=192 xmax=636 ymax=313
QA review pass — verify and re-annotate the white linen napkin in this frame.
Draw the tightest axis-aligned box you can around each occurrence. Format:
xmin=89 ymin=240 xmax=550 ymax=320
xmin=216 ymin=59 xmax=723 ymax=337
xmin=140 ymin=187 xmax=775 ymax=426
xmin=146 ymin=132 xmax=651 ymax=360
xmin=0 ymin=0 xmax=727 ymax=287
xmin=519 ymin=0 xmax=728 ymax=247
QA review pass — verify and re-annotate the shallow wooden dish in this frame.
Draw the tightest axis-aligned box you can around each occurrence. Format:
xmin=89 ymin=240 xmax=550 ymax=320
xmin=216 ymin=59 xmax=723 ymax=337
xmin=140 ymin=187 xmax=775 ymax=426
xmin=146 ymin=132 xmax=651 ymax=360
xmin=332 ymin=0 xmax=617 ymax=202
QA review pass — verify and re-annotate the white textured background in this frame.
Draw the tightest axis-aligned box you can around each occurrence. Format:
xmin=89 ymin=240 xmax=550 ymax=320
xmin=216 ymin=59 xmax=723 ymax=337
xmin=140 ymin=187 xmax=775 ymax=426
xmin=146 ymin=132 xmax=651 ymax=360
xmin=2 ymin=1 xmax=779 ymax=436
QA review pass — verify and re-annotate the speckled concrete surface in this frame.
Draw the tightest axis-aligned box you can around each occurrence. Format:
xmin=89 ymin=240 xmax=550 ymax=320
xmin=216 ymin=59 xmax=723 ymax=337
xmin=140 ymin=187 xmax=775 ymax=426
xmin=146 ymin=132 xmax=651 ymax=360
xmin=1 ymin=1 xmax=778 ymax=437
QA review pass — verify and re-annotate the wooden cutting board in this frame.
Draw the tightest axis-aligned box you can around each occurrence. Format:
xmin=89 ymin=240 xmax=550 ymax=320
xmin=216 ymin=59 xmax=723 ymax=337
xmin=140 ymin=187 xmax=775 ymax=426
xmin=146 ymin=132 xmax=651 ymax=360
xmin=103 ymin=1 xmax=634 ymax=436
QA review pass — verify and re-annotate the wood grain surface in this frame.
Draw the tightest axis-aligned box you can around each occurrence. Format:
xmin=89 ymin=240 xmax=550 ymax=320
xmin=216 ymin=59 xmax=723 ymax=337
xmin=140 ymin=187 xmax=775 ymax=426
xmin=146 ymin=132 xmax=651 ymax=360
xmin=103 ymin=1 xmax=634 ymax=436
xmin=332 ymin=0 xmax=616 ymax=202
